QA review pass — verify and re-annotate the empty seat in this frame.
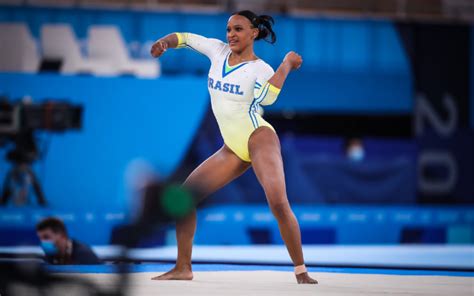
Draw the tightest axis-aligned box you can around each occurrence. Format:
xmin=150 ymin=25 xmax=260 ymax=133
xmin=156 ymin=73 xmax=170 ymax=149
xmin=0 ymin=23 xmax=39 ymax=73
xmin=88 ymin=25 xmax=160 ymax=78
xmin=41 ymin=23 xmax=115 ymax=76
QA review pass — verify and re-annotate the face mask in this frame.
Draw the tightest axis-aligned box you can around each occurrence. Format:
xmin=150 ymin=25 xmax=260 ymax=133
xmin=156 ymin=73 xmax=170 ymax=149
xmin=348 ymin=147 xmax=365 ymax=161
xmin=41 ymin=240 xmax=58 ymax=255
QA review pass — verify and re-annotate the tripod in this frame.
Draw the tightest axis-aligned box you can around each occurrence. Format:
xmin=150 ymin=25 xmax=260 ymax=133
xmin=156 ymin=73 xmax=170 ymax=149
xmin=0 ymin=130 xmax=47 ymax=207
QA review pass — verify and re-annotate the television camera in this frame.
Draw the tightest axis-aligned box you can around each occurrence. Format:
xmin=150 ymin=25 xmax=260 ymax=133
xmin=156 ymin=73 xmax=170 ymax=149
xmin=0 ymin=96 xmax=83 ymax=206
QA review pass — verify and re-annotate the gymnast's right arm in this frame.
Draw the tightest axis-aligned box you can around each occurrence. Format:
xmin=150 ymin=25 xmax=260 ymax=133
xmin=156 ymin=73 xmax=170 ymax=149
xmin=150 ymin=33 xmax=178 ymax=58
xmin=151 ymin=33 xmax=224 ymax=60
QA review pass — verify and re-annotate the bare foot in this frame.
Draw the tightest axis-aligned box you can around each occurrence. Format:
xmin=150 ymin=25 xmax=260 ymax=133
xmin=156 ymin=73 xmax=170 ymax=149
xmin=296 ymin=272 xmax=318 ymax=284
xmin=151 ymin=267 xmax=193 ymax=280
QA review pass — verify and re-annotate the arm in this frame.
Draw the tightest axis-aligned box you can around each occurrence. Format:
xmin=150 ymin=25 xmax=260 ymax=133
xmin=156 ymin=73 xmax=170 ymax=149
xmin=150 ymin=33 xmax=179 ymax=58
xmin=151 ymin=33 xmax=225 ymax=60
xmin=268 ymin=51 xmax=302 ymax=89
xmin=256 ymin=51 xmax=303 ymax=106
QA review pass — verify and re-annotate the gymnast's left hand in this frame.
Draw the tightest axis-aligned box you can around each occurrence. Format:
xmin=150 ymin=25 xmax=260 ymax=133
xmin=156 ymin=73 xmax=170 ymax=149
xmin=283 ymin=51 xmax=303 ymax=70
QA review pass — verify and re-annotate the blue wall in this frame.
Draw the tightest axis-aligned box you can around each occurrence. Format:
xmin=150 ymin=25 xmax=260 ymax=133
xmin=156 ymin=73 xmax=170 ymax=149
xmin=195 ymin=205 xmax=474 ymax=245
xmin=0 ymin=6 xmax=413 ymax=113
xmin=0 ymin=73 xmax=209 ymax=209
xmin=1 ymin=205 xmax=472 ymax=245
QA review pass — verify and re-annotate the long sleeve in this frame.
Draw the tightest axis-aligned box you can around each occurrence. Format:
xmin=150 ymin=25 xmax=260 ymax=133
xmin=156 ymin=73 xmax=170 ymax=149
xmin=176 ymin=32 xmax=226 ymax=62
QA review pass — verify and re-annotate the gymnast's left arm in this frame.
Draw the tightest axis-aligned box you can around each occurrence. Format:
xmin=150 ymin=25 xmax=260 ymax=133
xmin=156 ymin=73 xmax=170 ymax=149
xmin=256 ymin=51 xmax=303 ymax=106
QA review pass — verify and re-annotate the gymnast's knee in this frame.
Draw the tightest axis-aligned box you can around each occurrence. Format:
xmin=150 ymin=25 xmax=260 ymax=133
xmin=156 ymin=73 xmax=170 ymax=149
xmin=268 ymin=200 xmax=292 ymax=219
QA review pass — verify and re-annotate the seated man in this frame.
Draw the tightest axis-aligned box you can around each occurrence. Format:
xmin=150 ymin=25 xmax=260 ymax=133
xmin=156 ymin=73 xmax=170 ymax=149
xmin=36 ymin=217 xmax=101 ymax=265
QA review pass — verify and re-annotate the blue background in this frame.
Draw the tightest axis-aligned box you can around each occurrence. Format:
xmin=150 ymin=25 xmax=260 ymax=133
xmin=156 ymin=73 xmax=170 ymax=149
xmin=0 ymin=6 xmax=472 ymax=247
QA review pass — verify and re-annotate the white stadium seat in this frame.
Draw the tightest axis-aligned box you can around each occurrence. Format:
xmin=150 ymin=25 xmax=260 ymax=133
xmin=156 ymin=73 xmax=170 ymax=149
xmin=0 ymin=23 xmax=40 ymax=73
xmin=41 ymin=24 xmax=116 ymax=76
xmin=88 ymin=25 xmax=160 ymax=78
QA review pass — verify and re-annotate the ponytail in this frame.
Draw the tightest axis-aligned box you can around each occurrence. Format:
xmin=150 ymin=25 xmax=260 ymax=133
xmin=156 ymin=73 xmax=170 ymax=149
xmin=234 ymin=10 xmax=276 ymax=44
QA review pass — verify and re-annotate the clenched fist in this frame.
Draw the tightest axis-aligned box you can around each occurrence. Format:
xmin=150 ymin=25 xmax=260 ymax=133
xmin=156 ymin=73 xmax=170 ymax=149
xmin=283 ymin=51 xmax=303 ymax=70
xmin=150 ymin=40 xmax=168 ymax=58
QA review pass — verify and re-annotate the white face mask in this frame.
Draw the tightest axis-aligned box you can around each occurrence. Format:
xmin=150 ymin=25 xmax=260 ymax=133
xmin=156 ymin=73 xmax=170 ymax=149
xmin=348 ymin=147 xmax=365 ymax=161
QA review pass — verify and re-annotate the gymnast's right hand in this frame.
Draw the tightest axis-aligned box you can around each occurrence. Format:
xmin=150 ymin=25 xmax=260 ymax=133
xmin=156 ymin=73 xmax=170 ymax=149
xmin=151 ymin=40 xmax=168 ymax=58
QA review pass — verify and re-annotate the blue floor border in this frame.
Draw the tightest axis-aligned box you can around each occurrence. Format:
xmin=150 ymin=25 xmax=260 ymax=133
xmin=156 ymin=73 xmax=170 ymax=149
xmin=46 ymin=263 xmax=474 ymax=277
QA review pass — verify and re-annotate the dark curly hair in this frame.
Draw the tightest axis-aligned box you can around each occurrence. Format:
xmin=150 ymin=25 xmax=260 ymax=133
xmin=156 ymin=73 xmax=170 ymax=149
xmin=36 ymin=217 xmax=68 ymax=236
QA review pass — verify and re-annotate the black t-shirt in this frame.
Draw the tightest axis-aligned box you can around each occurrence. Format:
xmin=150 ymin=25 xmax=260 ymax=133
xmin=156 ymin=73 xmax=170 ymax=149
xmin=45 ymin=239 xmax=101 ymax=265
xmin=70 ymin=239 xmax=101 ymax=264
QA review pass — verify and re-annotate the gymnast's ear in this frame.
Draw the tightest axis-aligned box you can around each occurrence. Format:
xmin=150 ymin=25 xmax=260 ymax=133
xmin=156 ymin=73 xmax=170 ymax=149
xmin=252 ymin=28 xmax=259 ymax=40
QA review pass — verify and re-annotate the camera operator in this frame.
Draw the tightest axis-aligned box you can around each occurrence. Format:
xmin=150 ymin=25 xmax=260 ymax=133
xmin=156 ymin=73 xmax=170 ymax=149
xmin=36 ymin=217 xmax=101 ymax=265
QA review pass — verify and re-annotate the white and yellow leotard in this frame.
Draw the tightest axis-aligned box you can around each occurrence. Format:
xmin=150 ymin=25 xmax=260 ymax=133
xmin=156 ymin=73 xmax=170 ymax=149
xmin=176 ymin=32 xmax=281 ymax=162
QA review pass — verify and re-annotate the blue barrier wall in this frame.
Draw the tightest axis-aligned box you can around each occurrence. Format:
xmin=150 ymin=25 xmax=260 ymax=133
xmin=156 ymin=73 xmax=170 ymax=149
xmin=0 ymin=73 xmax=209 ymax=209
xmin=1 ymin=205 xmax=472 ymax=245
xmin=0 ymin=6 xmax=413 ymax=113
xmin=194 ymin=205 xmax=474 ymax=245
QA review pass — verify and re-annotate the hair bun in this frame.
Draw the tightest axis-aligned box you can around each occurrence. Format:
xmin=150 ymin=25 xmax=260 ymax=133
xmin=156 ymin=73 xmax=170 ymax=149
xmin=255 ymin=15 xmax=276 ymax=44
xmin=234 ymin=10 xmax=277 ymax=44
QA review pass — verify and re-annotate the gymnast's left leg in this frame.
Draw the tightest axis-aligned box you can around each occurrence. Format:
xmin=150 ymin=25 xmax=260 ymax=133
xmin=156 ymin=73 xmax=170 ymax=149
xmin=248 ymin=127 xmax=317 ymax=284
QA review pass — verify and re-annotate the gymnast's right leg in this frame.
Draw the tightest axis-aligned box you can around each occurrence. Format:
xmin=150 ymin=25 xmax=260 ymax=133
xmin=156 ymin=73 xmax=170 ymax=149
xmin=152 ymin=145 xmax=250 ymax=280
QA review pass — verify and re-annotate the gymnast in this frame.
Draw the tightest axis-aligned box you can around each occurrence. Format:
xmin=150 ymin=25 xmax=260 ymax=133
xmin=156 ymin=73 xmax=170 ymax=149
xmin=150 ymin=10 xmax=317 ymax=284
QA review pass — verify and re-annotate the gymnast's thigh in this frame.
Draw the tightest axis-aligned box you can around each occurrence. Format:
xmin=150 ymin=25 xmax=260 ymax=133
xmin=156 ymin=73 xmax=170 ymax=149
xmin=183 ymin=144 xmax=250 ymax=198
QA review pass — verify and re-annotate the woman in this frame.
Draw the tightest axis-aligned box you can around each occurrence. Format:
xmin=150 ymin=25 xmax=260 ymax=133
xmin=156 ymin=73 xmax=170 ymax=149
xmin=150 ymin=10 xmax=317 ymax=284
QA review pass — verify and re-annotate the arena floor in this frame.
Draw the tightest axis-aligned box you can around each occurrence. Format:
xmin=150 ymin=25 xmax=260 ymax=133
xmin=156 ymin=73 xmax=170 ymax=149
xmin=3 ymin=246 xmax=473 ymax=295
xmin=13 ymin=264 xmax=464 ymax=296
xmin=63 ymin=269 xmax=471 ymax=296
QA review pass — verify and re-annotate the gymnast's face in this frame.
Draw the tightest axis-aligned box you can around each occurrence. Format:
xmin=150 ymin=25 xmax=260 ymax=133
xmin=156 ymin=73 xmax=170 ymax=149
xmin=227 ymin=15 xmax=258 ymax=53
